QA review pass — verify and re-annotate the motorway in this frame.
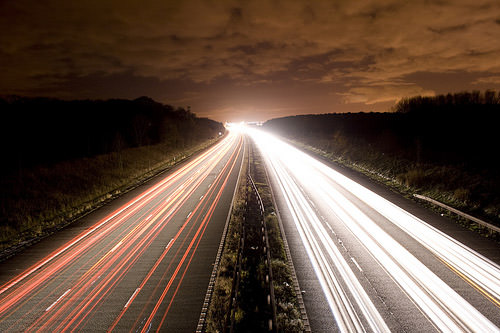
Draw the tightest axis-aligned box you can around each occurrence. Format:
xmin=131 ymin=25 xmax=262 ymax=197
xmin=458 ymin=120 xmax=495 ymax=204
xmin=0 ymin=131 xmax=244 ymax=332
xmin=2 ymin=126 xmax=500 ymax=333
xmin=248 ymin=128 xmax=500 ymax=332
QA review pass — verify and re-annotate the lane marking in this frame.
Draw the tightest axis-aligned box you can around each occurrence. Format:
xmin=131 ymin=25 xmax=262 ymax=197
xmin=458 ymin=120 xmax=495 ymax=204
xmin=124 ymin=288 xmax=141 ymax=309
xmin=110 ymin=240 xmax=123 ymax=253
xmin=89 ymin=275 xmax=101 ymax=288
xmin=351 ymin=257 xmax=363 ymax=272
xmin=187 ymin=211 xmax=192 ymax=219
xmin=437 ymin=255 xmax=500 ymax=308
xmin=166 ymin=238 xmax=174 ymax=249
xmin=45 ymin=289 xmax=71 ymax=312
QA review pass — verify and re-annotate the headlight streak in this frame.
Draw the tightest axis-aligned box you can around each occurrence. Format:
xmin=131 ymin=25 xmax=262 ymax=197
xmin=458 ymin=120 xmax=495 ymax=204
xmin=247 ymin=128 xmax=500 ymax=332
xmin=306 ymin=151 xmax=500 ymax=309
xmin=251 ymin=129 xmax=388 ymax=332
xmin=268 ymin=153 xmax=388 ymax=332
xmin=315 ymin=179 xmax=497 ymax=332
xmin=0 ymin=131 xmax=243 ymax=332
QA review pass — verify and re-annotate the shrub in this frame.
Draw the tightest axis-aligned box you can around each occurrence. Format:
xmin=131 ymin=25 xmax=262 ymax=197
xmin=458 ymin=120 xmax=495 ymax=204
xmin=454 ymin=187 xmax=471 ymax=204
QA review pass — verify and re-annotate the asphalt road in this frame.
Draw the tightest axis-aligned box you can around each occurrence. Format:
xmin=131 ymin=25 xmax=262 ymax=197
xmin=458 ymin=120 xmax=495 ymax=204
xmin=248 ymin=128 xmax=500 ymax=333
xmin=0 ymin=131 xmax=244 ymax=332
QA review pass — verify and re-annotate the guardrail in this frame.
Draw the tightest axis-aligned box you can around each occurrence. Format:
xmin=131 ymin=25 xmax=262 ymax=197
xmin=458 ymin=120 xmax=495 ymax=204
xmin=266 ymin=182 xmax=312 ymax=332
xmin=413 ymin=194 xmax=500 ymax=234
xmin=248 ymin=173 xmax=277 ymax=332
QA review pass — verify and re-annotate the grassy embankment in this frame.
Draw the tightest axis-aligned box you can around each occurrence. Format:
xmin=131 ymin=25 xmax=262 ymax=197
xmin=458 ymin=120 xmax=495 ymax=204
xmin=286 ymin=136 xmax=494 ymax=233
xmin=264 ymin=91 xmax=500 ymax=240
xmin=205 ymin=139 xmax=303 ymax=332
xmin=0 ymin=137 xmax=221 ymax=253
xmin=0 ymin=95 xmax=225 ymax=254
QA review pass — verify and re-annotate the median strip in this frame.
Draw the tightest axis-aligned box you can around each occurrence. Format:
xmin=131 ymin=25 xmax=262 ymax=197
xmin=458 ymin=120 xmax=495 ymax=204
xmin=202 ymin=138 xmax=307 ymax=332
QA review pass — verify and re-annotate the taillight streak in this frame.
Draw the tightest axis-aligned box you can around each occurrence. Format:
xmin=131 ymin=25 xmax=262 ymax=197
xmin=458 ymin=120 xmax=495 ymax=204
xmin=0 ymin=133 xmax=240 ymax=331
xmin=30 ymin=137 xmax=239 ymax=331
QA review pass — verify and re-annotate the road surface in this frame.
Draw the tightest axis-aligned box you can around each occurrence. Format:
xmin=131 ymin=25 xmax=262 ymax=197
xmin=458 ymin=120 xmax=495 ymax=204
xmin=0 ymin=131 xmax=244 ymax=332
xmin=248 ymin=128 xmax=500 ymax=332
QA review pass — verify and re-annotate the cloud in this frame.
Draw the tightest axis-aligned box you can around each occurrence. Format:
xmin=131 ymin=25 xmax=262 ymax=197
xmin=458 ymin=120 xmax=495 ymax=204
xmin=340 ymin=82 xmax=435 ymax=105
xmin=472 ymin=76 xmax=500 ymax=85
xmin=1 ymin=0 xmax=500 ymax=119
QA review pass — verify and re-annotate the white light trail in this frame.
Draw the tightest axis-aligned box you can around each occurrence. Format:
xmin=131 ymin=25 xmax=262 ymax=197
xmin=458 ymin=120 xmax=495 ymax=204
xmin=306 ymin=146 xmax=500 ymax=308
xmin=248 ymin=128 xmax=500 ymax=332
xmin=252 ymin=129 xmax=389 ymax=332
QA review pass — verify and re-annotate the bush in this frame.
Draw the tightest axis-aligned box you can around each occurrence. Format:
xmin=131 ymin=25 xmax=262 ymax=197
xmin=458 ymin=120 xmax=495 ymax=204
xmin=397 ymin=169 xmax=427 ymax=187
xmin=454 ymin=188 xmax=471 ymax=204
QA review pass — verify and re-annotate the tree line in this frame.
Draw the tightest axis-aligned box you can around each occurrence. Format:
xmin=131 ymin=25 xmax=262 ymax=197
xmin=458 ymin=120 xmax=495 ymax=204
xmin=0 ymin=96 xmax=224 ymax=174
xmin=392 ymin=90 xmax=500 ymax=114
xmin=264 ymin=90 xmax=500 ymax=173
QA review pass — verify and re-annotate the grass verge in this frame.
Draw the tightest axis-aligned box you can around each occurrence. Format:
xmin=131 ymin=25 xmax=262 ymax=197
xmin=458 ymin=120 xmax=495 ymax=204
xmin=0 ymin=136 xmax=222 ymax=257
xmin=205 ymin=138 xmax=304 ymax=332
xmin=205 ymin=142 xmax=247 ymax=332
xmin=248 ymin=140 xmax=304 ymax=331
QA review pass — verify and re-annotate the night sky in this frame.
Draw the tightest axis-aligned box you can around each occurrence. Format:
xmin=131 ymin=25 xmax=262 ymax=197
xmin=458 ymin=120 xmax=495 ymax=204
xmin=1 ymin=0 xmax=500 ymax=121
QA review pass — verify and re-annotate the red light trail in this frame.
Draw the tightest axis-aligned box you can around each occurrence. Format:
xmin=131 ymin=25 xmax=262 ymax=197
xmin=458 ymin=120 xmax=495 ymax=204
xmin=0 ymin=131 xmax=244 ymax=332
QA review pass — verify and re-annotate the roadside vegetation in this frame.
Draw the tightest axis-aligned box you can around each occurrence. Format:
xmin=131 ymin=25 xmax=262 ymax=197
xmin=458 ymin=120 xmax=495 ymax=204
xmin=0 ymin=96 xmax=224 ymax=254
xmin=205 ymin=152 xmax=247 ymax=332
xmin=205 ymin=139 xmax=304 ymax=332
xmin=248 ymin=142 xmax=304 ymax=331
xmin=264 ymin=90 xmax=500 ymax=239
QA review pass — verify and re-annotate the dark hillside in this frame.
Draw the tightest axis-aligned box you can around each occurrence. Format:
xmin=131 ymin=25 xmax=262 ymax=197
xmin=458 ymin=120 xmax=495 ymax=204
xmin=0 ymin=96 xmax=223 ymax=173
xmin=0 ymin=96 xmax=224 ymax=253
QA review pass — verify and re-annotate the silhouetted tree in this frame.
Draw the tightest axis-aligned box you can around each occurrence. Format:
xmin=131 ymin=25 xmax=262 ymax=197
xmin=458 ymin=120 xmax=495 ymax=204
xmin=0 ymin=96 xmax=225 ymax=177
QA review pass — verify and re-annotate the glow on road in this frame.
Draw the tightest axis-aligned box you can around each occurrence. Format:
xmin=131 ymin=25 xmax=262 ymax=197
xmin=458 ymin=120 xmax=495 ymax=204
xmin=248 ymin=128 xmax=500 ymax=332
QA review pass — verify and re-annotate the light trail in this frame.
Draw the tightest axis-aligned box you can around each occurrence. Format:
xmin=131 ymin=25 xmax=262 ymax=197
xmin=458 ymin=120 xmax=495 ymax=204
xmin=305 ymin=147 xmax=500 ymax=310
xmin=0 ymin=130 xmax=244 ymax=332
xmin=261 ymin=132 xmax=388 ymax=332
xmin=0 ymin=134 xmax=232 ymax=301
xmin=248 ymin=128 xmax=500 ymax=332
xmin=108 ymin=136 xmax=242 ymax=332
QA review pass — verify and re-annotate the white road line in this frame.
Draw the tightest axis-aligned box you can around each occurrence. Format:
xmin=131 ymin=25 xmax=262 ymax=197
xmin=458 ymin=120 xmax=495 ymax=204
xmin=90 ymin=275 xmax=101 ymax=287
xmin=0 ymin=198 xmax=137 ymax=296
xmin=124 ymin=288 xmax=141 ymax=308
xmin=187 ymin=211 xmax=192 ymax=219
xmin=110 ymin=240 xmax=123 ymax=253
xmin=351 ymin=257 xmax=363 ymax=272
xmin=166 ymin=238 xmax=174 ymax=249
xmin=46 ymin=289 xmax=71 ymax=312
